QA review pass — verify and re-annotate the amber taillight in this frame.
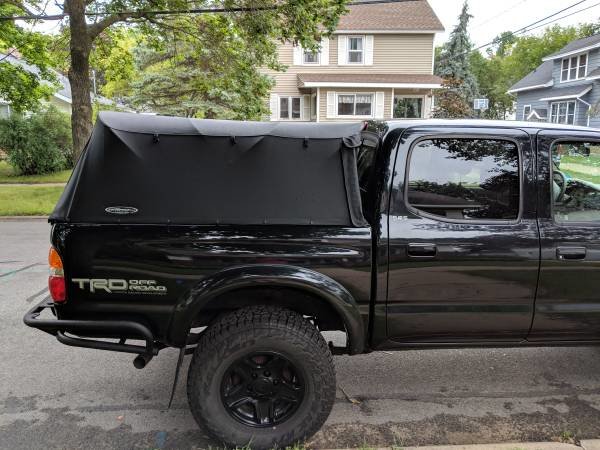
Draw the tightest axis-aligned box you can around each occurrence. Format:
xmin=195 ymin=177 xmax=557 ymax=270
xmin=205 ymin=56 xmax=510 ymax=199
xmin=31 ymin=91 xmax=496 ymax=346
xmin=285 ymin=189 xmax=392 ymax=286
xmin=48 ymin=247 xmax=66 ymax=303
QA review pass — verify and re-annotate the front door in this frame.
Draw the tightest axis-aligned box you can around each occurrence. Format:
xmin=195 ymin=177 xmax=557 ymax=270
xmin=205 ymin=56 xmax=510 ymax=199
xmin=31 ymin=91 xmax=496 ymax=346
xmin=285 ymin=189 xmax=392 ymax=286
xmin=386 ymin=126 xmax=539 ymax=343
xmin=529 ymin=130 xmax=600 ymax=341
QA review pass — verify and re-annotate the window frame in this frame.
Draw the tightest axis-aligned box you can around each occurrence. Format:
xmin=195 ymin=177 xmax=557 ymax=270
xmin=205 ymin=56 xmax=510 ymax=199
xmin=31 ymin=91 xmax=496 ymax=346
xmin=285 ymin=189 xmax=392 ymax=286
xmin=403 ymin=134 xmax=524 ymax=225
xmin=549 ymin=100 xmax=577 ymax=125
xmin=335 ymin=92 xmax=374 ymax=118
xmin=561 ymin=53 xmax=588 ymax=82
xmin=392 ymin=94 xmax=425 ymax=119
xmin=279 ymin=96 xmax=303 ymax=121
xmin=523 ymin=105 xmax=532 ymax=121
xmin=549 ymin=137 xmax=600 ymax=227
xmin=346 ymin=36 xmax=365 ymax=65
xmin=302 ymin=48 xmax=320 ymax=65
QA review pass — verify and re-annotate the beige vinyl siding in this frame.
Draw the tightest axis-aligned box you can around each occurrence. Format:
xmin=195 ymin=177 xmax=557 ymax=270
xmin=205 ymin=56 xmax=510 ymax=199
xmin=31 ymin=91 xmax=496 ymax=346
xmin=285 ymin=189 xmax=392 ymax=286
xmin=264 ymin=34 xmax=435 ymax=98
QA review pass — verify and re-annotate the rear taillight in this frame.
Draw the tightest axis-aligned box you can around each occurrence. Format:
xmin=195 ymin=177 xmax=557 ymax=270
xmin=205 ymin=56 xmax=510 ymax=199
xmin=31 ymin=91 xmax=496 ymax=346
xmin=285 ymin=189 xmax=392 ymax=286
xmin=48 ymin=247 xmax=66 ymax=303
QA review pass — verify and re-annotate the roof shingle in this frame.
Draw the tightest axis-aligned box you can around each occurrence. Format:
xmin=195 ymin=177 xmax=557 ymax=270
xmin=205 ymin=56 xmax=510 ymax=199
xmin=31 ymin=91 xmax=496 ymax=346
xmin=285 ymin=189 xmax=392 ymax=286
xmin=337 ymin=0 xmax=444 ymax=32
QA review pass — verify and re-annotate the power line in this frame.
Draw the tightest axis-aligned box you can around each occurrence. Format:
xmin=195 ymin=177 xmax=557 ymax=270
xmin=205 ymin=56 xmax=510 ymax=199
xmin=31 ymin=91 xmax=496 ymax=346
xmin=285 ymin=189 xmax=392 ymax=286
xmin=472 ymin=0 xmax=596 ymax=53
xmin=510 ymin=0 xmax=588 ymax=35
xmin=472 ymin=0 xmax=530 ymax=30
xmin=0 ymin=0 xmax=418 ymax=21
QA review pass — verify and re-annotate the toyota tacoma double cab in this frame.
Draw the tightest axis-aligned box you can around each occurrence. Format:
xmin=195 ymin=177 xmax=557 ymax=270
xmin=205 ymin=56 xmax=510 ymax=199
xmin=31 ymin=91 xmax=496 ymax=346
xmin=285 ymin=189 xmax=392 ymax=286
xmin=25 ymin=112 xmax=600 ymax=448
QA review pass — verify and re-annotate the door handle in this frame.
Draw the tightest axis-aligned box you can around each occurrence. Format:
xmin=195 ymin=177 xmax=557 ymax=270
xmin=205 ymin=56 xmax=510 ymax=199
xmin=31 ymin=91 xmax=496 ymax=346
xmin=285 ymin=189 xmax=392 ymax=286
xmin=557 ymin=247 xmax=587 ymax=261
xmin=407 ymin=243 xmax=437 ymax=258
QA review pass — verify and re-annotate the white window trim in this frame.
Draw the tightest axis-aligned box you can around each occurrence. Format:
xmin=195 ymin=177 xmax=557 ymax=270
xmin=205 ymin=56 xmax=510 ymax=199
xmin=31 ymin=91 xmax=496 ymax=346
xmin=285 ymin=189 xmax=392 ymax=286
xmin=346 ymin=35 xmax=365 ymax=65
xmin=549 ymin=100 xmax=577 ymax=125
xmin=335 ymin=92 xmax=374 ymax=118
xmin=523 ymin=105 xmax=532 ymax=121
xmin=279 ymin=96 xmax=304 ymax=121
xmin=391 ymin=91 xmax=426 ymax=119
xmin=560 ymin=52 xmax=588 ymax=83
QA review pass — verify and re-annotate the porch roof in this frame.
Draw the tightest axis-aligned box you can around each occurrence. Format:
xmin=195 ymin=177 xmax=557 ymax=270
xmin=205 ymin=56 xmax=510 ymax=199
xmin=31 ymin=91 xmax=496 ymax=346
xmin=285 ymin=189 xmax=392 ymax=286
xmin=297 ymin=73 xmax=442 ymax=89
xmin=538 ymin=84 xmax=593 ymax=101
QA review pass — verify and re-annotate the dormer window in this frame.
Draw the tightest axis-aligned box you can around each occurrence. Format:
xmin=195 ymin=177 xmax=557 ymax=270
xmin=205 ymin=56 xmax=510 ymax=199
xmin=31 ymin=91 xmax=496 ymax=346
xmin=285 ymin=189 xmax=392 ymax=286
xmin=561 ymin=53 xmax=587 ymax=82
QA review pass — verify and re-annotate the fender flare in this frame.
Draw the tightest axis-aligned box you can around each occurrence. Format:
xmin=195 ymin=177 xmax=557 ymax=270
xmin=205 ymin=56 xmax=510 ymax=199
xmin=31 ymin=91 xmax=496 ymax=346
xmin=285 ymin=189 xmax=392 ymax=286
xmin=168 ymin=265 xmax=366 ymax=354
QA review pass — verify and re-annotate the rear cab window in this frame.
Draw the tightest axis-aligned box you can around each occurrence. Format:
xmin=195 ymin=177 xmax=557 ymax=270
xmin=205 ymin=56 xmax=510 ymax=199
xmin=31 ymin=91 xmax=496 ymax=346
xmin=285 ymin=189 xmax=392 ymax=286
xmin=552 ymin=141 xmax=600 ymax=223
xmin=405 ymin=138 xmax=521 ymax=222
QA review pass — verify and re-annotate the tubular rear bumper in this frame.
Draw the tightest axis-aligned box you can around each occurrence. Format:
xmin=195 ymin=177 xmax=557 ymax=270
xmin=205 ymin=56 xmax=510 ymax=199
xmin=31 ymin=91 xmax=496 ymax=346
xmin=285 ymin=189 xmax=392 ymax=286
xmin=23 ymin=297 xmax=159 ymax=359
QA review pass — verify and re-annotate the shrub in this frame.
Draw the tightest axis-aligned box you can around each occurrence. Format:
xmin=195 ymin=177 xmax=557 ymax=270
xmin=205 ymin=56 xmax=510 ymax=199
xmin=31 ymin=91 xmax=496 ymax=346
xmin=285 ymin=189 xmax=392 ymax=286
xmin=0 ymin=106 xmax=73 ymax=175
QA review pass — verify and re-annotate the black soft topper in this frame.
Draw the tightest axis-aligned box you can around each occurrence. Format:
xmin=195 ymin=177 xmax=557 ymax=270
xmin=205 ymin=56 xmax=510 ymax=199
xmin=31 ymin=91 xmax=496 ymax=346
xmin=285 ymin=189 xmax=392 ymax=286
xmin=51 ymin=112 xmax=367 ymax=226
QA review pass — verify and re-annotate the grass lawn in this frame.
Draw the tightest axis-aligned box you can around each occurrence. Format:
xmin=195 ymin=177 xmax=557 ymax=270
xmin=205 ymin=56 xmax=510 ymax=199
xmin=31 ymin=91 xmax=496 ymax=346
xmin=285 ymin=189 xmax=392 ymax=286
xmin=0 ymin=185 xmax=64 ymax=216
xmin=0 ymin=161 xmax=71 ymax=184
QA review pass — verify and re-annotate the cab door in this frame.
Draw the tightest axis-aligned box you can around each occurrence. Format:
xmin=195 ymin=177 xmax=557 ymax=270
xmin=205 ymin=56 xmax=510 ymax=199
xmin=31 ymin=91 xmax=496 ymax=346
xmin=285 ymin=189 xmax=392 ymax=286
xmin=529 ymin=130 xmax=600 ymax=341
xmin=386 ymin=126 xmax=539 ymax=343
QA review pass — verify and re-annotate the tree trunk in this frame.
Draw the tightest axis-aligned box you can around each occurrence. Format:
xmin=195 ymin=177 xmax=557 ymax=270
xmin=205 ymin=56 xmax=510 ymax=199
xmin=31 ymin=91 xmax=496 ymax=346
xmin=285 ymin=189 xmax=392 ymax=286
xmin=66 ymin=0 xmax=93 ymax=160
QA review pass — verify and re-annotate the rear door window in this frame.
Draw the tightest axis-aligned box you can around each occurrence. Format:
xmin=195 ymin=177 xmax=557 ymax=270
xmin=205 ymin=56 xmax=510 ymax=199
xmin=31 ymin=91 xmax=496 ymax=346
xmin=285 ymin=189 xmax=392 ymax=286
xmin=406 ymin=138 xmax=520 ymax=221
xmin=552 ymin=141 xmax=600 ymax=223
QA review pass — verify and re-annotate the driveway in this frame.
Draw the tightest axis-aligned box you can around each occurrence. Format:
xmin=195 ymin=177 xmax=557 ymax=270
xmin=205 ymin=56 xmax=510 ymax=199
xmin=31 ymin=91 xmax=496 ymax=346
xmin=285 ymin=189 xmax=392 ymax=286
xmin=1 ymin=220 xmax=600 ymax=449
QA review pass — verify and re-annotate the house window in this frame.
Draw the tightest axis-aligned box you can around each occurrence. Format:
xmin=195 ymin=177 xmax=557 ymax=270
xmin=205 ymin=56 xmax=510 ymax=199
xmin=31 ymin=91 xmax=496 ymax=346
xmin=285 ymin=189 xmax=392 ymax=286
xmin=561 ymin=54 xmax=587 ymax=82
xmin=393 ymin=96 xmax=423 ymax=119
xmin=303 ymin=49 xmax=319 ymax=64
xmin=347 ymin=37 xmax=364 ymax=64
xmin=279 ymin=97 xmax=302 ymax=120
xmin=550 ymin=101 xmax=576 ymax=125
xmin=523 ymin=105 xmax=531 ymax=121
xmin=337 ymin=94 xmax=373 ymax=117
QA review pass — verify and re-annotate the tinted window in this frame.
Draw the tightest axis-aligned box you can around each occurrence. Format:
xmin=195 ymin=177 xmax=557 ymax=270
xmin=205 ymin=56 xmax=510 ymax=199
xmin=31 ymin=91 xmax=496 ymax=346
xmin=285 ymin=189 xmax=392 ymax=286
xmin=552 ymin=141 xmax=600 ymax=223
xmin=407 ymin=138 xmax=520 ymax=221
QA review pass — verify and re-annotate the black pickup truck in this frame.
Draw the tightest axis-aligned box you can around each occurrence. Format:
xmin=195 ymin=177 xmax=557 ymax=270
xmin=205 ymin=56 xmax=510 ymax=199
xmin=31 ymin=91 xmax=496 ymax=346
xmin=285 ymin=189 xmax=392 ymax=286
xmin=25 ymin=112 xmax=600 ymax=448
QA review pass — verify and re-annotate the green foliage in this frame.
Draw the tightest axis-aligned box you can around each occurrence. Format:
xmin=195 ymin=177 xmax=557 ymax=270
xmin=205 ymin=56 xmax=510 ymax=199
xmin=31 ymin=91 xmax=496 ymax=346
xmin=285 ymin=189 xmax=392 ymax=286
xmin=0 ymin=2 xmax=57 ymax=112
xmin=0 ymin=106 xmax=73 ymax=175
xmin=126 ymin=15 xmax=276 ymax=119
xmin=435 ymin=1 xmax=479 ymax=113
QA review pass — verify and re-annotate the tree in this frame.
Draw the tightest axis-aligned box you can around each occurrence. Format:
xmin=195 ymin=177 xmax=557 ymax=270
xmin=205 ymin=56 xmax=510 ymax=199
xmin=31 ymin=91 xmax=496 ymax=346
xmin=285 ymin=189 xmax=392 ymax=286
xmin=0 ymin=2 xmax=56 ymax=112
xmin=123 ymin=13 xmax=281 ymax=119
xmin=6 ymin=0 xmax=348 ymax=158
xmin=435 ymin=0 xmax=478 ymax=117
xmin=433 ymin=78 xmax=472 ymax=119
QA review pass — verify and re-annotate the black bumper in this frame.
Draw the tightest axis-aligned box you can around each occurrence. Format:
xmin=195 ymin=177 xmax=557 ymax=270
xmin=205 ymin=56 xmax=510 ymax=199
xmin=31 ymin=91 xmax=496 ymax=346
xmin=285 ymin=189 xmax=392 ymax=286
xmin=24 ymin=298 xmax=159 ymax=359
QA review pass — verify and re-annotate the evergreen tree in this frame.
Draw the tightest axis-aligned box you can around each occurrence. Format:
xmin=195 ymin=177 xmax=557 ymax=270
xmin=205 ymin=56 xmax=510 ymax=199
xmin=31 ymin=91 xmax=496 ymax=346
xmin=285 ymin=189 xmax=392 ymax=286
xmin=435 ymin=1 xmax=478 ymax=117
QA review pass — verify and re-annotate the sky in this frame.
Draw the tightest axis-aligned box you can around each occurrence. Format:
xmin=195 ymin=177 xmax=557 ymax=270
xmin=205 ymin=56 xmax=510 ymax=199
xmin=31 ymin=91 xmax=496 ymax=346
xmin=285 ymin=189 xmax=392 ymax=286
xmin=429 ymin=0 xmax=600 ymax=49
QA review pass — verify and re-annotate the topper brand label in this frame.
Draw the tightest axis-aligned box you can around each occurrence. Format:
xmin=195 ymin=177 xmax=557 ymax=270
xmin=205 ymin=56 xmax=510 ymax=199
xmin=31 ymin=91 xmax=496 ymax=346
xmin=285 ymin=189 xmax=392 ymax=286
xmin=105 ymin=206 xmax=139 ymax=215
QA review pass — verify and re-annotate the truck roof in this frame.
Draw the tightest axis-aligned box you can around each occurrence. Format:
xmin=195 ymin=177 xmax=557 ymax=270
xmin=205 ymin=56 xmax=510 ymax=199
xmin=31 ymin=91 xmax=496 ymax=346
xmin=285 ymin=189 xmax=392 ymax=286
xmin=383 ymin=118 xmax=599 ymax=133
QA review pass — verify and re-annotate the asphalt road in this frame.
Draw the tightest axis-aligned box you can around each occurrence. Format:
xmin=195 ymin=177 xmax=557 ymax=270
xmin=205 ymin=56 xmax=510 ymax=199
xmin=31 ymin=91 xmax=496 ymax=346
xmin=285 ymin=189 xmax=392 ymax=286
xmin=2 ymin=220 xmax=600 ymax=449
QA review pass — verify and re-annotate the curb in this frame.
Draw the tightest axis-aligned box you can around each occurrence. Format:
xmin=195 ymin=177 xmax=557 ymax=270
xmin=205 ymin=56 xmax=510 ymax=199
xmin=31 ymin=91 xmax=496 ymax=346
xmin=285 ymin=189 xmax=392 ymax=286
xmin=325 ymin=441 xmax=600 ymax=450
xmin=0 ymin=216 xmax=48 ymax=221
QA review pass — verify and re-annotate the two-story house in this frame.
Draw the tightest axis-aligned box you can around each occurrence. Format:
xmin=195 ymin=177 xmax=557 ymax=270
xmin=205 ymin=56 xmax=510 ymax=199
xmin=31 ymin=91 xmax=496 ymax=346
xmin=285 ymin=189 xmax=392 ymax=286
xmin=264 ymin=0 xmax=444 ymax=122
xmin=509 ymin=34 xmax=600 ymax=127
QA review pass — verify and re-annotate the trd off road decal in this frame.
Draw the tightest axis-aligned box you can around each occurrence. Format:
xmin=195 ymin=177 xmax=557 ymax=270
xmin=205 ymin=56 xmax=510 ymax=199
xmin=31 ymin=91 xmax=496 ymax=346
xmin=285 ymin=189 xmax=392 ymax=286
xmin=72 ymin=278 xmax=167 ymax=295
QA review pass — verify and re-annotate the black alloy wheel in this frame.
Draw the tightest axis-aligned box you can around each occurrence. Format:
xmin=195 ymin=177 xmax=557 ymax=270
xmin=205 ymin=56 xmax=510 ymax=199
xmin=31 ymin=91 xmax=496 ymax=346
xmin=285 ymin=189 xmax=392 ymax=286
xmin=221 ymin=352 xmax=305 ymax=427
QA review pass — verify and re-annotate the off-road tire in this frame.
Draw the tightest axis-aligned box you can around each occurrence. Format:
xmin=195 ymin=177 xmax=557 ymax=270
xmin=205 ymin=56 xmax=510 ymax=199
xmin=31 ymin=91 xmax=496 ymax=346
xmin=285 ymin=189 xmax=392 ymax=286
xmin=186 ymin=306 xmax=336 ymax=449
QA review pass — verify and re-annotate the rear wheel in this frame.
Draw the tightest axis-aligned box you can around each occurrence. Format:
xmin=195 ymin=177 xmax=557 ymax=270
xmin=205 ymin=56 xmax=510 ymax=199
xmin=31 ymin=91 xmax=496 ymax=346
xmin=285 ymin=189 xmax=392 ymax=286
xmin=187 ymin=306 xmax=336 ymax=449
